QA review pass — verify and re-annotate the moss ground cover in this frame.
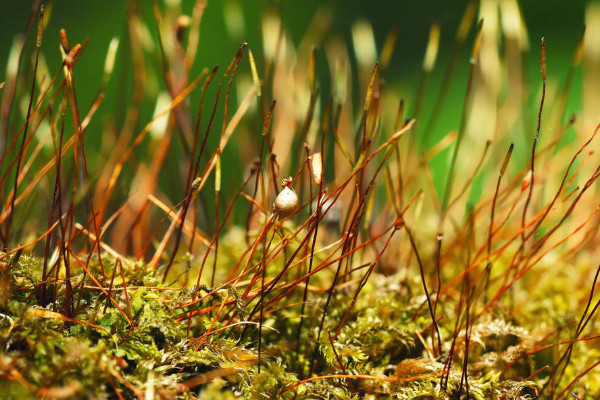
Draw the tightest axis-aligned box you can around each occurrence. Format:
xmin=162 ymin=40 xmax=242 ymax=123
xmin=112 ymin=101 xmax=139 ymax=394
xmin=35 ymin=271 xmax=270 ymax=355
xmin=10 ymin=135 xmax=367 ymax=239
xmin=1 ymin=1 xmax=600 ymax=398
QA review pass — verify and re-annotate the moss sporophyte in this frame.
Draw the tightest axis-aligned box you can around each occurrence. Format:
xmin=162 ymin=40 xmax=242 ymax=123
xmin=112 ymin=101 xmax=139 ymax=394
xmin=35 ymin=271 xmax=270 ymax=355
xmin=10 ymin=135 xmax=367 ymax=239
xmin=1 ymin=0 xmax=600 ymax=399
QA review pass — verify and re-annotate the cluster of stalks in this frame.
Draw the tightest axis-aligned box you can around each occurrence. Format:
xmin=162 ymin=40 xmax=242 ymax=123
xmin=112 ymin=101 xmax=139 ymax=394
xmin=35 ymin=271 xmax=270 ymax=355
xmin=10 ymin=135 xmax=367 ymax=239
xmin=1 ymin=0 xmax=600 ymax=398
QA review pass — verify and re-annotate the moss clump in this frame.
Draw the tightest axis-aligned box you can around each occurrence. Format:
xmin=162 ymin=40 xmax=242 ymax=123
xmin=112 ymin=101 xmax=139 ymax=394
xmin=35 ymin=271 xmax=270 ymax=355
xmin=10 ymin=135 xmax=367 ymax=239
xmin=0 ymin=254 xmax=552 ymax=399
xmin=1 ymin=0 xmax=600 ymax=398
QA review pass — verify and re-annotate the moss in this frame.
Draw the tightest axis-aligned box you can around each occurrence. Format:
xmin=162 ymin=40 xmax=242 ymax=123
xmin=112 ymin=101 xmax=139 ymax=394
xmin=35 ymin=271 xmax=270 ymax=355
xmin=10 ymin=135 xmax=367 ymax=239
xmin=0 ymin=254 xmax=551 ymax=398
xmin=1 ymin=1 xmax=599 ymax=398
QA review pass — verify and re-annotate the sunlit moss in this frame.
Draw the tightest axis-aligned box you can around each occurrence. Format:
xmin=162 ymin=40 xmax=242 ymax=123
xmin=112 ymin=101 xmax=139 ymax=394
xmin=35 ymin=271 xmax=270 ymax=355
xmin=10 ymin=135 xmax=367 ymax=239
xmin=0 ymin=253 xmax=558 ymax=398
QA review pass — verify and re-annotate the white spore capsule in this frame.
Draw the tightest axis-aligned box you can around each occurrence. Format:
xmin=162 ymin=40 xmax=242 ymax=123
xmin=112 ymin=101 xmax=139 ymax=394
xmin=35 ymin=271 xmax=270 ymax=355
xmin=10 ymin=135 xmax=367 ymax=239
xmin=274 ymin=177 xmax=298 ymax=219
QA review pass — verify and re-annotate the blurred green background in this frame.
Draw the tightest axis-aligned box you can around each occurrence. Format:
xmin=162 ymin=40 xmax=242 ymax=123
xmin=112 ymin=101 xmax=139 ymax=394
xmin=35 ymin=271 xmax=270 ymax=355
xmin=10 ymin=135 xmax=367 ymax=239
xmin=0 ymin=0 xmax=591 ymax=228
xmin=0 ymin=0 xmax=588 ymax=107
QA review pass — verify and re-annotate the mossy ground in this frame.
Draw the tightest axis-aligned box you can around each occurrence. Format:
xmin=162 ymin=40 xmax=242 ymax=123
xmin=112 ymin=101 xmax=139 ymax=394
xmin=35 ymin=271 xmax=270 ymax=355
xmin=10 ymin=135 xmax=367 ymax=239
xmin=1 ymin=247 xmax=594 ymax=399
